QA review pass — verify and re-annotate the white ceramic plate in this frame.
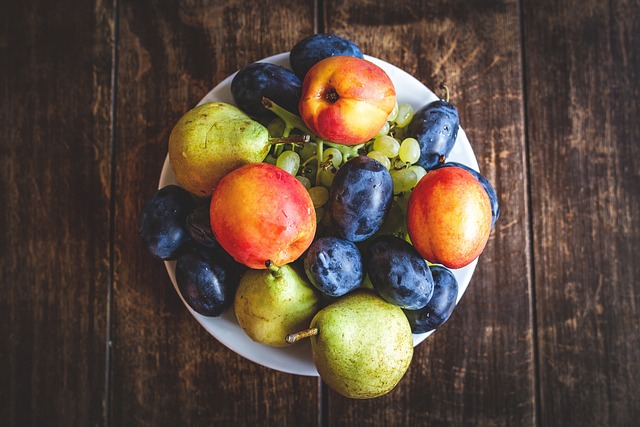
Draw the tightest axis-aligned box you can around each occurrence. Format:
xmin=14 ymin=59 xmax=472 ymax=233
xmin=159 ymin=52 xmax=478 ymax=376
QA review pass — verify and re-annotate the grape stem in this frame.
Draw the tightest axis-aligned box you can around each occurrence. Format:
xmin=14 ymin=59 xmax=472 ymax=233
xmin=316 ymin=139 xmax=324 ymax=184
xmin=262 ymin=97 xmax=315 ymax=137
xmin=323 ymin=140 xmax=363 ymax=162
xmin=262 ymin=96 xmax=366 ymax=184
xmin=285 ymin=327 xmax=319 ymax=344
xmin=319 ymin=154 xmax=335 ymax=171
xmin=393 ymin=158 xmax=409 ymax=170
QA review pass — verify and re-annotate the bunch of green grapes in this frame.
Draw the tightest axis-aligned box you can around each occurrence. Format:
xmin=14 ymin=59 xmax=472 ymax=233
xmin=264 ymin=102 xmax=425 ymax=227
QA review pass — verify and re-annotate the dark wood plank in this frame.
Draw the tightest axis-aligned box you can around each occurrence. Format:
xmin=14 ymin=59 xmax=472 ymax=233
xmin=112 ymin=1 xmax=320 ymax=425
xmin=323 ymin=1 xmax=534 ymax=425
xmin=523 ymin=0 xmax=640 ymax=425
xmin=0 ymin=0 xmax=113 ymax=426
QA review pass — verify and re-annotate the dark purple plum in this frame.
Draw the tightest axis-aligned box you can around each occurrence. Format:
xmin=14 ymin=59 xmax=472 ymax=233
xmin=231 ymin=62 xmax=302 ymax=119
xmin=435 ymin=162 xmax=500 ymax=228
xmin=328 ymin=155 xmax=393 ymax=242
xmin=289 ymin=33 xmax=364 ymax=80
xmin=409 ymin=100 xmax=459 ymax=170
xmin=366 ymin=235 xmax=434 ymax=310
xmin=403 ymin=265 xmax=459 ymax=333
xmin=175 ymin=244 xmax=241 ymax=317
xmin=304 ymin=237 xmax=364 ymax=297
xmin=186 ymin=205 xmax=220 ymax=249
xmin=138 ymin=185 xmax=195 ymax=260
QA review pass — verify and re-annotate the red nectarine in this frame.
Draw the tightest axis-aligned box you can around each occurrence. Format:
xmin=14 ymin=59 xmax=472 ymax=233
xmin=210 ymin=163 xmax=316 ymax=269
xmin=299 ymin=56 xmax=396 ymax=145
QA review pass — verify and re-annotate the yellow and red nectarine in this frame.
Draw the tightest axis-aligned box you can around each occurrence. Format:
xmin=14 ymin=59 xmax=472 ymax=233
xmin=407 ymin=166 xmax=492 ymax=269
xmin=299 ymin=56 xmax=396 ymax=145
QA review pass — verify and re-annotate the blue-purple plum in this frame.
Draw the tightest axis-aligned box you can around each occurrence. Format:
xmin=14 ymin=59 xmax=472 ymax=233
xmin=366 ymin=235 xmax=434 ymax=310
xmin=409 ymin=100 xmax=459 ymax=170
xmin=289 ymin=33 xmax=364 ymax=80
xmin=231 ymin=62 xmax=302 ymax=119
xmin=328 ymin=156 xmax=393 ymax=242
xmin=403 ymin=265 xmax=458 ymax=333
xmin=138 ymin=185 xmax=195 ymax=260
xmin=175 ymin=244 xmax=241 ymax=317
xmin=304 ymin=236 xmax=364 ymax=297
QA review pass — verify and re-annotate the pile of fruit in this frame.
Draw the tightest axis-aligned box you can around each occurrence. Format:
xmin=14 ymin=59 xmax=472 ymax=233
xmin=139 ymin=34 xmax=499 ymax=399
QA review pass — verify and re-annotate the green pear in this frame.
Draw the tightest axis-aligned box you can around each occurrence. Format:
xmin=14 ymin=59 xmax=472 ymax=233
xmin=168 ymin=102 xmax=270 ymax=197
xmin=287 ymin=290 xmax=413 ymax=399
xmin=234 ymin=264 xmax=321 ymax=347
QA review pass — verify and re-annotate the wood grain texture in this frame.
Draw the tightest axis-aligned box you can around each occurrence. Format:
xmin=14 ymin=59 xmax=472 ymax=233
xmin=323 ymin=0 xmax=534 ymax=425
xmin=522 ymin=0 xmax=640 ymax=425
xmin=4 ymin=0 xmax=640 ymax=425
xmin=111 ymin=1 xmax=320 ymax=426
xmin=0 ymin=0 xmax=114 ymax=426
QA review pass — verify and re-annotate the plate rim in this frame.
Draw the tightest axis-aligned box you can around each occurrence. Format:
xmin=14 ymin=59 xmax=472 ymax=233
xmin=159 ymin=52 xmax=478 ymax=376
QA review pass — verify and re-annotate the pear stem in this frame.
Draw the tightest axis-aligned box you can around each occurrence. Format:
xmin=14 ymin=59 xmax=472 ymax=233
xmin=265 ymin=260 xmax=282 ymax=277
xmin=285 ymin=327 xmax=319 ymax=344
xmin=269 ymin=134 xmax=311 ymax=145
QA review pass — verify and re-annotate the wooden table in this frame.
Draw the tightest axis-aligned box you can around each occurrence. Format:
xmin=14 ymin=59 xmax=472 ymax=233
xmin=2 ymin=1 xmax=639 ymax=426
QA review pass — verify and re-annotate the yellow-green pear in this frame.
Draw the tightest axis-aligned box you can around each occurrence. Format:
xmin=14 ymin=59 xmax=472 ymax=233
xmin=234 ymin=264 xmax=321 ymax=347
xmin=287 ymin=290 xmax=413 ymax=399
xmin=168 ymin=102 xmax=270 ymax=197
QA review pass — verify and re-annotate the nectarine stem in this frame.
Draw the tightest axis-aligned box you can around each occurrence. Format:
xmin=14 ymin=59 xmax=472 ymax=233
xmin=323 ymin=88 xmax=339 ymax=103
xmin=285 ymin=327 xmax=319 ymax=344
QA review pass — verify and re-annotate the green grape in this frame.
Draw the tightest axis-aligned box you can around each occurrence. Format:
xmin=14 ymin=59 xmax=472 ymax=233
xmin=299 ymin=141 xmax=318 ymax=162
xmin=308 ymin=186 xmax=329 ymax=208
xmin=296 ymin=175 xmax=311 ymax=189
xmin=391 ymin=168 xmax=418 ymax=193
xmin=398 ymin=137 xmax=421 ymax=164
xmin=318 ymin=168 xmax=337 ymax=187
xmin=394 ymin=103 xmax=414 ymax=128
xmin=373 ymin=135 xmax=400 ymax=158
xmin=276 ymin=150 xmax=300 ymax=175
xmin=322 ymin=147 xmax=343 ymax=169
xmin=376 ymin=121 xmax=390 ymax=137
xmin=387 ymin=102 xmax=399 ymax=122
xmin=367 ymin=150 xmax=391 ymax=170
xmin=408 ymin=165 xmax=427 ymax=183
